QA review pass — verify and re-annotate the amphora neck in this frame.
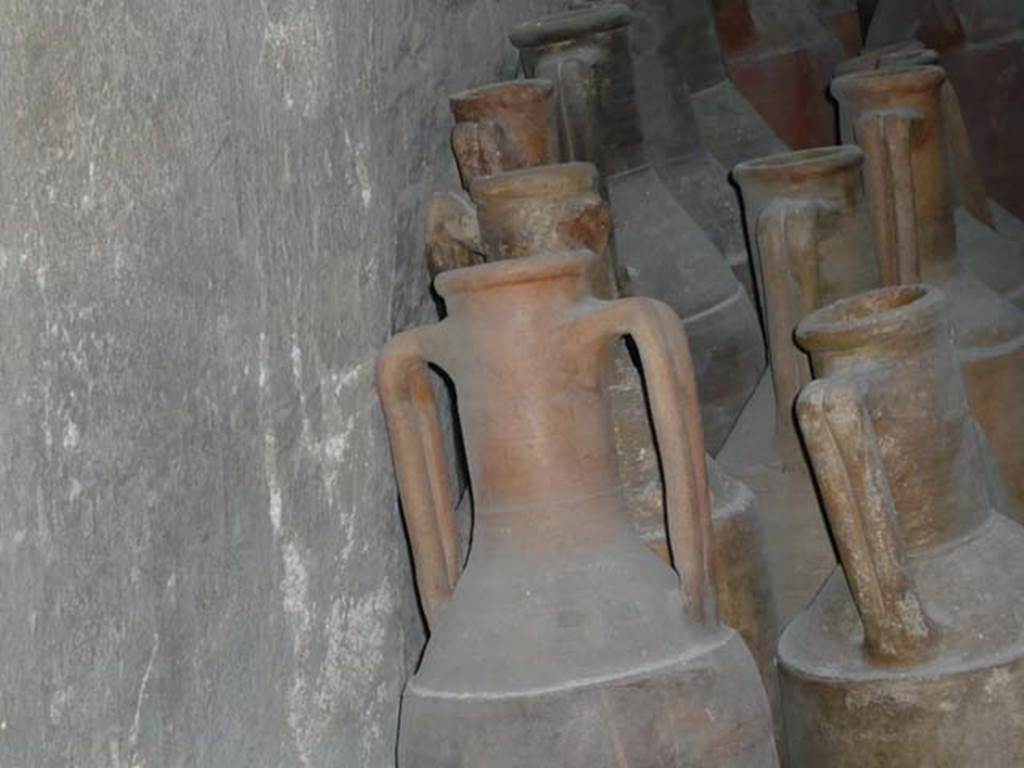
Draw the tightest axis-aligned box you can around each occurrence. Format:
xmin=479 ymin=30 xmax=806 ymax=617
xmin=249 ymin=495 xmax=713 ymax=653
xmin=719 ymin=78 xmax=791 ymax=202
xmin=436 ymin=253 xmax=624 ymax=522
xmin=468 ymin=163 xmax=617 ymax=297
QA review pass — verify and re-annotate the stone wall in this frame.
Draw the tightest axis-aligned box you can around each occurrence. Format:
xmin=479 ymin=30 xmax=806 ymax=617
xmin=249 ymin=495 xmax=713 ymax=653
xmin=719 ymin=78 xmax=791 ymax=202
xmin=0 ymin=0 xmax=553 ymax=764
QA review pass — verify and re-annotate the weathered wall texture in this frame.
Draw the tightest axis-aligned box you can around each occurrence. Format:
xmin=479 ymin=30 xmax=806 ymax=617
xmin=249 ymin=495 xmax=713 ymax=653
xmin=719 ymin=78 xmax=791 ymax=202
xmin=0 ymin=0 xmax=552 ymax=765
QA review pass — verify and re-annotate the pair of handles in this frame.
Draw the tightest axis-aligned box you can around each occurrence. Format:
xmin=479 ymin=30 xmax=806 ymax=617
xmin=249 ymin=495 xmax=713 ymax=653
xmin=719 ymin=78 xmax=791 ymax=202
xmin=376 ymin=294 xmax=716 ymax=630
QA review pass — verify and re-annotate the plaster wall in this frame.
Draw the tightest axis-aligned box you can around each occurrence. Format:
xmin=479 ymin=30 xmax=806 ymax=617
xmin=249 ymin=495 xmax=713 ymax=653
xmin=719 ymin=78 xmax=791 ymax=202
xmin=0 ymin=0 xmax=552 ymax=764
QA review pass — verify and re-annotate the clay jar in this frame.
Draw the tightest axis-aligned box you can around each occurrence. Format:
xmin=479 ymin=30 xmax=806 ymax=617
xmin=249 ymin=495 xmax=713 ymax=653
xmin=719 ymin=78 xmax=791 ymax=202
xmin=723 ymin=146 xmax=879 ymax=621
xmin=832 ymin=65 xmax=1024 ymax=515
xmin=463 ymin=162 xmax=780 ymax=723
xmin=782 ymin=285 xmax=1024 ymax=766
xmin=833 ymin=53 xmax=1024 ymax=306
xmin=378 ymin=251 xmax=778 ymax=766
xmin=708 ymin=0 xmax=850 ymax=147
xmin=864 ymin=0 xmax=1024 ymax=218
xmin=510 ymin=5 xmax=766 ymax=455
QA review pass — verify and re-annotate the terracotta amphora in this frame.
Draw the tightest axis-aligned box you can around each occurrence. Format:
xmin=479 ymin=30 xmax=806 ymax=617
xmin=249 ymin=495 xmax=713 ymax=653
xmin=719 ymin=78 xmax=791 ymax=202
xmin=781 ymin=284 xmax=1024 ymax=766
xmin=428 ymin=160 xmax=781 ymax=727
xmin=510 ymin=5 xmax=766 ymax=455
xmin=723 ymin=146 xmax=878 ymax=622
xmin=832 ymin=65 xmax=1024 ymax=517
xmin=378 ymin=250 xmax=778 ymax=766
xmin=833 ymin=52 xmax=1024 ymax=307
xmin=707 ymin=0 xmax=851 ymax=148
xmin=864 ymin=0 xmax=1024 ymax=218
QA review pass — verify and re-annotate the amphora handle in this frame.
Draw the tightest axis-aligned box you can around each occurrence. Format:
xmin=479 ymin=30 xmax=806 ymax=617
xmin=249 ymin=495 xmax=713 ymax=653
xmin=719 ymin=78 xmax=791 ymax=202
xmin=376 ymin=326 xmax=460 ymax=626
xmin=570 ymin=297 xmax=715 ymax=626
xmin=855 ymin=109 xmax=921 ymax=285
xmin=797 ymin=377 xmax=937 ymax=664
xmin=756 ymin=200 xmax=830 ymax=455
xmin=534 ymin=50 xmax=600 ymax=164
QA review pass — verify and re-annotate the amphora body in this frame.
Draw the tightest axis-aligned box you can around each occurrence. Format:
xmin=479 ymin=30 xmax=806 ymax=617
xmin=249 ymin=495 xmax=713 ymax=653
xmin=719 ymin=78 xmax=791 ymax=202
xmin=833 ymin=65 xmax=1024 ymax=516
xmin=724 ymin=146 xmax=878 ymax=620
xmin=378 ymin=252 xmax=777 ymax=766
xmin=783 ymin=285 xmax=1024 ymax=765
xmin=510 ymin=5 xmax=766 ymax=454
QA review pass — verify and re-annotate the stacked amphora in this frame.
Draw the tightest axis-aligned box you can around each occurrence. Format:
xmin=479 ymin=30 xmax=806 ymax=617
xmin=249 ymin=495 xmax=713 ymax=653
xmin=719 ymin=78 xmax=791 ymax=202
xmin=430 ymin=89 xmax=781 ymax=722
xmin=833 ymin=48 xmax=1024 ymax=307
xmin=832 ymin=65 xmax=1024 ymax=515
xmin=781 ymin=285 xmax=1024 ymax=765
xmin=379 ymin=248 xmax=778 ymax=766
xmin=426 ymin=79 xmax=560 ymax=278
xmin=724 ymin=145 xmax=878 ymax=621
xmin=510 ymin=4 xmax=766 ymax=454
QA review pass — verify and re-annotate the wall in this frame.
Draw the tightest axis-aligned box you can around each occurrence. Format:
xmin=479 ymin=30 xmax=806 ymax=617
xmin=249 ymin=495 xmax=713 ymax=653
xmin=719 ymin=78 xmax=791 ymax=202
xmin=0 ymin=0 xmax=552 ymax=765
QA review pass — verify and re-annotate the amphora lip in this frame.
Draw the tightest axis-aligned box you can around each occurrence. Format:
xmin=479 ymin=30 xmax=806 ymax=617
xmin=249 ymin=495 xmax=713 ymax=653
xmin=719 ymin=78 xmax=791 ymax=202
xmin=435 ymin=250 xmax=597 ymax=298
xmin=796 ymin=285 xmax=947 ymax=354
xmin=733 ymin=145 xmax=863 ymax=188
xmin=832 ymin=64 xmax=945 ymax=101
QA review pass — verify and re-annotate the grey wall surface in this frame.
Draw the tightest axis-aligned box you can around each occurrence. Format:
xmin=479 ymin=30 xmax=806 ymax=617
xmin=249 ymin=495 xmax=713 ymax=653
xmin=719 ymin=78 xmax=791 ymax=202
xmin=0 ymin=0 xmax=553 ymax=765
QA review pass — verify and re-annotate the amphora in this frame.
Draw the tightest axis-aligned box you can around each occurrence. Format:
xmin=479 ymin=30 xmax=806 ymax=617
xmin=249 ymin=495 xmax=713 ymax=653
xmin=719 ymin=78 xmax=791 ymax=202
xmin=724 ymin=145 xmax=879 ymax=620
xmin=378 ymin=251 xmax=777 ymax=766
xmin=428 ymin=160 xmax=780 ymax=726
xmin=832 ymin=65 xmax=1024 ymax=516
xmin=781 ymin=285 xmax=1024 ymax=766
xmin=510 ymin=5 xmax=765 ymax=454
